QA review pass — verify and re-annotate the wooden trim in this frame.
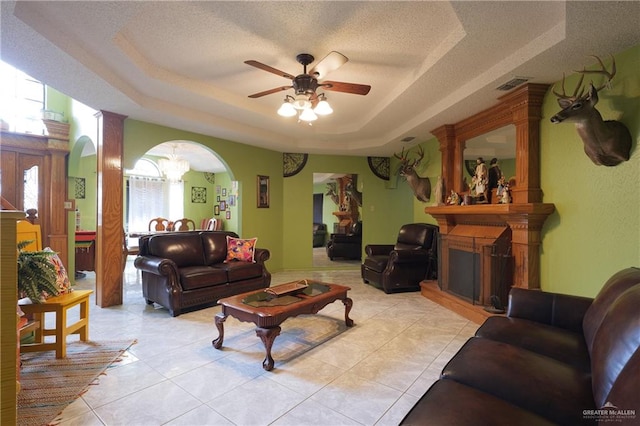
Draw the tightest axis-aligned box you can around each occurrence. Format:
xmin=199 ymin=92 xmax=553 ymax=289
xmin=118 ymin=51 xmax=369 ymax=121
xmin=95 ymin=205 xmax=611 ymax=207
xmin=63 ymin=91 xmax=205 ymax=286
xmin=420 ymin=281 xmax=500 ymax=324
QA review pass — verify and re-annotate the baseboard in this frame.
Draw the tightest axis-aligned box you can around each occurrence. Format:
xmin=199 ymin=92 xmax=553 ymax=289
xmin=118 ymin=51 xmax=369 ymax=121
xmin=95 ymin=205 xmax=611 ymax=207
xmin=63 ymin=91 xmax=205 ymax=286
xmin=420 ymin=281 xmax=501 ymax=324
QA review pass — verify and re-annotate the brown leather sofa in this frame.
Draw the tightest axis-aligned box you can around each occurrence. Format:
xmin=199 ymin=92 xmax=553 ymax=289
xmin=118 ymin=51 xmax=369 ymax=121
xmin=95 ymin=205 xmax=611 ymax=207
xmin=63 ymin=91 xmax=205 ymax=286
xmin=361 ymin=223 xmax=438 ymax=293
xmin=401 ymin=267 xmax=640 ymax=425
xmin=134 ymin=231 xmax=270 ymax=316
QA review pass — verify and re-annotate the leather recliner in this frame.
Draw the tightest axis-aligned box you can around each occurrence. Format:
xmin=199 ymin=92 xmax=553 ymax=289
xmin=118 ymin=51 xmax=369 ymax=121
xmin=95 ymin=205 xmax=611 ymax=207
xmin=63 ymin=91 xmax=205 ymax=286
xmin=361 ymin=223 xmax=438 ymax=293
xmin=313 ymin=223 xmax=327 ymax=247
xmin=326 ymin=221 xmax=362 ymax=260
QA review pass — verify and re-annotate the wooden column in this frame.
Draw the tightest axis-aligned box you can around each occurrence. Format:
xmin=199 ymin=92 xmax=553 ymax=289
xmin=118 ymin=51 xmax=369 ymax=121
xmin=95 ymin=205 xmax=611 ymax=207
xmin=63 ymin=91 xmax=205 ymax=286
xmin=95 ymin=111 xmax=126 ymax=308
xmin=431 ymin=125 xmax=456 ymax=193
xmin=500 ymin=84 xmax=547 ymax=204
xmin=1 ymin=211 xmax=24 ymax=425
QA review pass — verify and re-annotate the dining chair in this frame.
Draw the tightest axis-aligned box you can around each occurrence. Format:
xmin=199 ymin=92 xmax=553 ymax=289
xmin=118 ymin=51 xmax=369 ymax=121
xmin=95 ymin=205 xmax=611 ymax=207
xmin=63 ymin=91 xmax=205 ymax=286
xmin=148 ymin=217 xmax=169 ymax=232
xmin=172 ymin=218 xmax=196 ymax=231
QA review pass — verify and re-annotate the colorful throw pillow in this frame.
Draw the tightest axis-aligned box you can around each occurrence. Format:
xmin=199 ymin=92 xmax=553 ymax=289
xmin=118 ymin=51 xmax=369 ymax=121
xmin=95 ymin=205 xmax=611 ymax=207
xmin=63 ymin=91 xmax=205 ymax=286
xmin=44 ymin=247 xmax=72 ymax=296
xmin=225 ymin=236 xmax=257 ymax=262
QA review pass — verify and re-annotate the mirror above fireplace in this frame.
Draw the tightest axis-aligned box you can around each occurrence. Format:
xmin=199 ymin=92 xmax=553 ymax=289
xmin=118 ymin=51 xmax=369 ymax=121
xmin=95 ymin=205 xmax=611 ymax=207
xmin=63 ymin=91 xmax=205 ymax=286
xmin=432 ymin=83 xmax=548 ymax=204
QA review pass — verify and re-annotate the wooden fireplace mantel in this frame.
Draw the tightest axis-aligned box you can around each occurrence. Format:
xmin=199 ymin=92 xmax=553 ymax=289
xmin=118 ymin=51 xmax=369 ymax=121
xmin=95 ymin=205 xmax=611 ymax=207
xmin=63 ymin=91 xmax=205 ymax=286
xmin=427 ymin=203 xmax=555 ymax=290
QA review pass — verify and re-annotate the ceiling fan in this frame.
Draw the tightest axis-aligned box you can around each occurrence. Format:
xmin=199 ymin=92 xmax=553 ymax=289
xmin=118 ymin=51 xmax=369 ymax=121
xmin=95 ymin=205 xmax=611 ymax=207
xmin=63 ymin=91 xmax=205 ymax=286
xmin=245 ymin=51 xmax=371 ymax=121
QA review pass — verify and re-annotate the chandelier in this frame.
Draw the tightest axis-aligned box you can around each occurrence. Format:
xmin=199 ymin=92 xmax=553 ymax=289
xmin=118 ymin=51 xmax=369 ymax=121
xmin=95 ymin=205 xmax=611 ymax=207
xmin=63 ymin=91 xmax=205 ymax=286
xmin=277 ymin=93 xmax=333 ymax=122
xmin=158 ymin=146 xmax=189 ymax=181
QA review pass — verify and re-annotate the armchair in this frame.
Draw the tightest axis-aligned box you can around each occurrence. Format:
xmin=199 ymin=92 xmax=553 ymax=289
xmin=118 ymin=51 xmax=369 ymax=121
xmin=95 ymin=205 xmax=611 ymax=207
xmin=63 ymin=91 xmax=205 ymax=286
xmin=326 ymin=221 xmax=362 ymax=260
xmin=361 ymin=223 xmax=438 ymax=293
xmin=313 ymin=223 xmax=327 ymax=247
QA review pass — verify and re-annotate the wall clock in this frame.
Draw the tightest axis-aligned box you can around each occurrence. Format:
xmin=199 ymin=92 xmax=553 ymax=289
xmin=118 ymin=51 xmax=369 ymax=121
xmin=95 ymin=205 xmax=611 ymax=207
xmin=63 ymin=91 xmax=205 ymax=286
xmin=367 ymin=157 xmax=390 ymax=180
xmin=283 ymin=153 xmax=308 ymax=177
xmin=204 ymin=172 xmax=216 ymax=184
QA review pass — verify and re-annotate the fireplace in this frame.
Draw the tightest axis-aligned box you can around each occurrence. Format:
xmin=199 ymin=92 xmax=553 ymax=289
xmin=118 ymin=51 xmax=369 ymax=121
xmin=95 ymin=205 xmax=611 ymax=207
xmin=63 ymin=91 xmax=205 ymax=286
xmin=439 ymin=225 xmax=512 ymax=309
xmin=424 ymin=204 xmax=553 ymax=323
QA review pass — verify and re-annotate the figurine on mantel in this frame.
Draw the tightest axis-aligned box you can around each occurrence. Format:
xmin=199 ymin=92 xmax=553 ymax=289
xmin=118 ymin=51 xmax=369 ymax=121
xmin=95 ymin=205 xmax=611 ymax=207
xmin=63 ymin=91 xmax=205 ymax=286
xmin=446 ymin=190 xmax=460 ymax=205
xmin=497 ymin=177 xmax=511 ymax=204
xmin=471 ymin=157 xmax=488 ymax=203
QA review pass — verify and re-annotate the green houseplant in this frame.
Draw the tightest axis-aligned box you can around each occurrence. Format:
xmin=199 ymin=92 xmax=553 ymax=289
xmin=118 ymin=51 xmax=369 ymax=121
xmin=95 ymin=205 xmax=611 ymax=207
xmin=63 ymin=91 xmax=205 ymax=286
xmin=17 ymin=240 xmax=59 ymax=303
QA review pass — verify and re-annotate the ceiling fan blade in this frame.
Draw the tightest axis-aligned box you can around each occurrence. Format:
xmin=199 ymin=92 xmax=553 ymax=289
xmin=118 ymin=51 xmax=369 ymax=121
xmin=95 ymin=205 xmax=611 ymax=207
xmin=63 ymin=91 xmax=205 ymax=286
xmin=309 ymin=51 xmax=348 ymax=79
xmin=319 ymin=81 xmax=371 ymax=96
xmin=248 ymin=86 xmax=292 ymax=98
xmin=244 ymin=60 xmax=295 ymax=80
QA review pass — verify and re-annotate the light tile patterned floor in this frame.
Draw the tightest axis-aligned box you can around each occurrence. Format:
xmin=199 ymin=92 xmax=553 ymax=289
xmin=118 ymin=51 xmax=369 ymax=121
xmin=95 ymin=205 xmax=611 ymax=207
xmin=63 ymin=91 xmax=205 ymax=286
xmin=51 ymin=258 xmax=476 ymax=425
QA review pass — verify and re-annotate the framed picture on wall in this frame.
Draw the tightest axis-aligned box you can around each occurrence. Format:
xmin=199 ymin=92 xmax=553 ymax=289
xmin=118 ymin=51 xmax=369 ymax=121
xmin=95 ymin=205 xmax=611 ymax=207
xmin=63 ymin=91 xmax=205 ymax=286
xmin=214 ymin=205 xmax=220 ymax=215
xmin=226 ymin=210 xmax=231 ymax=220
xmin=228 ymin=195 xmax=236 ymax=206
xmin=222 ymin=188 xmax=227 ymax=196
xmin=191 ymin=187 xmax=207 ymax=203
xmin=257 ymin=175 xmax=269 ymax=208
xmin=75 ymin=177 xmax=86 ymax=199
xmin=220 ymin=201 xmax=226 ymax=211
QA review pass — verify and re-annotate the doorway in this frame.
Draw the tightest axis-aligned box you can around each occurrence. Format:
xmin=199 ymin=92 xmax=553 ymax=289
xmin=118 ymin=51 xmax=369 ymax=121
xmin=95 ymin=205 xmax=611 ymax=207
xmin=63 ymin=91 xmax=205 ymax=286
xmin=312 ymin=173 xmax=362 ymax=268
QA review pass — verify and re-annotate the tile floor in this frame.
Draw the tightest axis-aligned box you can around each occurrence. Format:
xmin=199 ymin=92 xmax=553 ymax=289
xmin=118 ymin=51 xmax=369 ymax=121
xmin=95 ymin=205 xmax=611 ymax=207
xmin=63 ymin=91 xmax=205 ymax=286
xmin=52 ymin=258 xmax=477 ymax=425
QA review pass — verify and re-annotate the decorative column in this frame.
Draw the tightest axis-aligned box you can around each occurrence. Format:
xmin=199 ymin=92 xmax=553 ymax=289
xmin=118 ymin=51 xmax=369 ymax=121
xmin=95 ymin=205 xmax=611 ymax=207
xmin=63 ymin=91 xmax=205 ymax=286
xmin=499 ymin=83 xmax=547 ymax=204
xmin=95 ymin=111 xmax=127 ymax=308
xmin=431 ymin=125 xmax=456 ymax=193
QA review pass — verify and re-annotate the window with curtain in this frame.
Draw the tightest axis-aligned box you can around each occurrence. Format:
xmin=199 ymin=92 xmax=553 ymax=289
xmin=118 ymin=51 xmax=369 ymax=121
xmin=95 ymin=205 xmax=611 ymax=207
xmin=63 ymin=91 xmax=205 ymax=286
xmin=125 ymin=158 xmax=184 ymax=233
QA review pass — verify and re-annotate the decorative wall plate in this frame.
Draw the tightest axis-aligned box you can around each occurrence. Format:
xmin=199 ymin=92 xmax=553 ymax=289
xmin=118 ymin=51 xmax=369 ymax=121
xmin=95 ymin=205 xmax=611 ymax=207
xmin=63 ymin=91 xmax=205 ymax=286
xmin=367 ymin=157 xmax=390 ymax=180
xmin=204 ymin=172 xmax=216 ymax=184
xmin=283 ymin=153 xmax=308 ymax=177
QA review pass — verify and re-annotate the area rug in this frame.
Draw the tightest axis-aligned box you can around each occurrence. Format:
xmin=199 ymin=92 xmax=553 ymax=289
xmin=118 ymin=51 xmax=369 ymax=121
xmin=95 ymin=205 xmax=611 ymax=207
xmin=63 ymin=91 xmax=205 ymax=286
xmin=18 ymin=339 xmax=136 ymax=426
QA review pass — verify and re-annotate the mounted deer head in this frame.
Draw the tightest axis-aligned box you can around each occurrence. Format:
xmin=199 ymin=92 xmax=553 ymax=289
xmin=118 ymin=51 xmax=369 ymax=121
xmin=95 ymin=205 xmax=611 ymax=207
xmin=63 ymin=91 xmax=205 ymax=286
xmin=394 ymin=145 xmax=431 ymax=202
xmin=550 ymin=55 xmax=631 ymax=166
xmin=325 ymin=182 xmax=339 ymax=205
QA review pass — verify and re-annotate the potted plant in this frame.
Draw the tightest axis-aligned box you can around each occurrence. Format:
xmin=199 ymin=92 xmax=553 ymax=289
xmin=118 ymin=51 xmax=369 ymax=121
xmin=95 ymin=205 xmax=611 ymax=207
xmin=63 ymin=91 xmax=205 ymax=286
xmin=17 ymin=240 xmax=59 ymax=303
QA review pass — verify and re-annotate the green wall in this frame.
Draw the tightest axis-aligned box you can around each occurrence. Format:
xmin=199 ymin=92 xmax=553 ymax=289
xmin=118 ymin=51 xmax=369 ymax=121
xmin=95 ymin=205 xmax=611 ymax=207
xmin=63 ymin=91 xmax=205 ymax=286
xmin=538 ymin=44 xmax=639 ymax=296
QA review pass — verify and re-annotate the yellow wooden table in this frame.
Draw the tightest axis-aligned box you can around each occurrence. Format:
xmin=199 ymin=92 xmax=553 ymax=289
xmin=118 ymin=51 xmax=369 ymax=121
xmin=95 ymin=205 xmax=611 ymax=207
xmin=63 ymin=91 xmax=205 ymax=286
xmin=19 ymin=290 xmax=93 ymax=358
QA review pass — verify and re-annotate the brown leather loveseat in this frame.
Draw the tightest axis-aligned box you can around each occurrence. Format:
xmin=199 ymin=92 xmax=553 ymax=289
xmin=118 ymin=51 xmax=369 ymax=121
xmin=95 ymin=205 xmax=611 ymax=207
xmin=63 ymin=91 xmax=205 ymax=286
xmin=401 ymin=267 xmax=640 ymax=425
xmin=134 ymin=231 xmax=270 ymax=316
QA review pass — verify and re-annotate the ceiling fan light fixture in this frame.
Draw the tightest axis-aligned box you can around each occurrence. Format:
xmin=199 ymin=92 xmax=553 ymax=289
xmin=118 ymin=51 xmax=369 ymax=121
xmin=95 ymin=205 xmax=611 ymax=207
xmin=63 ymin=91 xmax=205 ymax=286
xmin=299 ymin=108 xmax=318 ymax=122
xmin=277 ymin=99 xmax=297 ymax=117
xmin=292 ymin=94 xmax=311 ymax=110
xmin=314 ymin=96 xmax=333 ymax=115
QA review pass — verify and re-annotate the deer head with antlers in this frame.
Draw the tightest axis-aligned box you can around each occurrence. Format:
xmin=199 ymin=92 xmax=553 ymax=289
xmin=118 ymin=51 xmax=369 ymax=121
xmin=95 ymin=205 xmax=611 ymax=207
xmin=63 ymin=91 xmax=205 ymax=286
xmin=550 ymin=55 xmax=631 ymax=167
xmin=394 ymin=145 xmax=431 ymax=202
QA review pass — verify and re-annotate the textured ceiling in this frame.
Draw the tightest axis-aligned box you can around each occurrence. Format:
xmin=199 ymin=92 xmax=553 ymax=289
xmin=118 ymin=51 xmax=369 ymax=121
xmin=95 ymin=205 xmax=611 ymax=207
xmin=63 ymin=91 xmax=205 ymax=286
xmin=2 ymin=1 xmax=639 ymax=170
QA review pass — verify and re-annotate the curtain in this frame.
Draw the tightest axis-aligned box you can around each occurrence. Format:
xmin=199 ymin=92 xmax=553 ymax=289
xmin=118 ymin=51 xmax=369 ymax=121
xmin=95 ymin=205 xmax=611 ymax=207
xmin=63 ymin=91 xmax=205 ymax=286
xmin=127 ymin=177 xmax=167 ymax=233
xmin=127 ymin=176 xmax=185 ymax=233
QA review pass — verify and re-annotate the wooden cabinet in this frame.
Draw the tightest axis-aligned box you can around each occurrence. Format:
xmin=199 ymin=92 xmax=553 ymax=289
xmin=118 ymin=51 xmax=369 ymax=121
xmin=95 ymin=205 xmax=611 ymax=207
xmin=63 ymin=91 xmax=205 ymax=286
xmin=0 ymin=129 xmax=70 ymax=266
xmin=75 ymin=231 xmax=96 ymax=272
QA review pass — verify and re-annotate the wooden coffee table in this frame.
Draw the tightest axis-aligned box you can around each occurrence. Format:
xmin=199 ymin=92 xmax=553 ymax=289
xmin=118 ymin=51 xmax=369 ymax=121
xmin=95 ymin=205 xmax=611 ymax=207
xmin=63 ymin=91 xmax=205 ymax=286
xmin=212 ymin=280 xmax=353 ymax=371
